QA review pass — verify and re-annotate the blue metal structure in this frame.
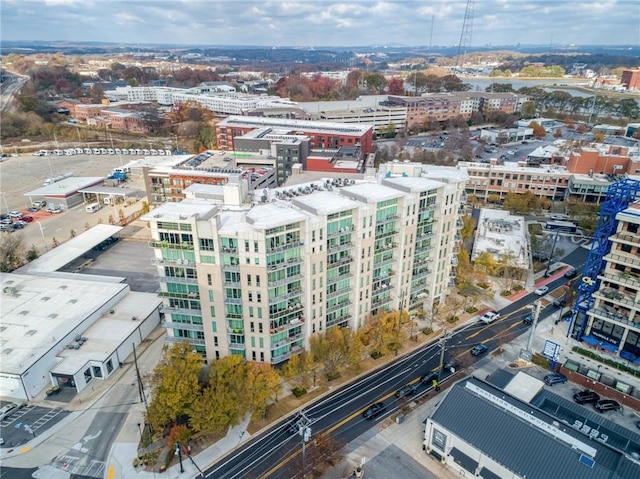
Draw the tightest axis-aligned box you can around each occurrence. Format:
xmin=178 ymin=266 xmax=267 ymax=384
xmin=568 ymin=178 xmax=640 ymax=341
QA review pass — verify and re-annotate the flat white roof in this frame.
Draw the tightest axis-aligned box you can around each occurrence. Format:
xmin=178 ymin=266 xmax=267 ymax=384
xmin=50 ymin=292 xmax=161 ymax=375
xmin=218 ymin=115 xmax=373 ymax=135
xmin=243 ymin=202 xmax=309 ymax=229
xmin=298 ymin=95 xmax=389 ymax=114
xmin=16 ymin=224 xmax=123 ymax=274
xmin=292 ymin=190 xmax=360 ymax=216
xmin=0 ymin=273 xmax=129 ymax=376
xmin=26 ymin=177 xmax=105 ymax=197
xmin=142 ymin=198 xmax=218 ymax=222
xmin=381 ymin=175 xmax=446 ymax=192
xmin=341 ymin=181 xmax=405 ymax=203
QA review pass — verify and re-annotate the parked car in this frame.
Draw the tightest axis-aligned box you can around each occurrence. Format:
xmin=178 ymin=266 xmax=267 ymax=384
xmin=396 ymin=383 xmax=419 ymax=398
xmin=550 ymin=214 xmax=569 ymax=221
xmin=535 ymin=286 xmax=549 ymax=296
xmin=573 ymin=390 xmax=600 ymax=405
xmin=444 ymin=357 xmax=461 ymax=372
xmin=12 ymin=220 xmax=27 ymax=229
xmin=32 ymin=200 xmax=47 ymax=208
xmin=0 ymin=223 xmax=14 ymax=232
xmin=362 ymin=402 xmax=387 ymax=419
xmin=21 ymin=215 xmax=33 ymax=222
xmin=523 ymin=314 xmax=534 ymax=325
xmin=422 ymin=371 xmax=439 ymax=384
xmin=593 ymin=399 xmax=621 ymax=413
xmin=565 ymin=268 xmax=577 ymax=278
xmin=543 ymin=373 xmax=567 ymax=386
xmin=0 ymin=402 xmax=23 ymax=420
xmin=471 ymin=344 xmax=488 ymax=356
xmin=9 ymin=211 xmax=23 ymax=218
xmin=479 ymin=310 xmax=500 ymax=324
xmin=46 ymin=206 xmax=63 ymax=214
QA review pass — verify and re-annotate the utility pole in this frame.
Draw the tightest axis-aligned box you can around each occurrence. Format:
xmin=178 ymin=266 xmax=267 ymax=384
xmin=544 ymin=229 xmax=560 ymax=277
xmin=297 ymin=412 xmax=312 ymax=479
xmin=437 ymin=329 xmax=447 ymax=382
xmin=175 ymin=441 xmax=184 ymax=473
xmin=133 ymin=343 xmax=152 ymax=435
xmin=526 ymin=301 xmax=543 ymax=353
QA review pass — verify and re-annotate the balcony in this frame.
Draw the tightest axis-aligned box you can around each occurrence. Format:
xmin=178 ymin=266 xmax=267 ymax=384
xmin=149 ymin=240 xmax=194 ymax=251
xmin=162 ymin=321 xmax=204 ymax=332
xmin=413 ymin=257 xmax=432 ymax=267
xmin=372 ymin=282 xmax=393 ymax=294
xmin=268 ymin=273 xmax=303 ymax=287
xmin=155 ymin=275 xmax=199 ymax=285
xmin=377 ymin=214 xmax=400 ymax=225
xmin=222 ymin=263 xmax=240 ymax=272
xmin=220 ymin=246 xmax=238 ymax=254
xmin=415 ymin=243 xmax=432 ymax=254
xmin=613 ymin=231 xmax=640 ymax=246
xmin=326 ymin=300 xmax=352 ymax=314
xmin=594 ymin=290 xmax=639 ymax=311
xmin=328 ymin=256 xmax=353 ymax=268
xmin=270 ymin=316 xmax=304 ymax=333
xmin=271 ymin=332 xmax=304 ymax=349
xmin=267 ymin=257 xmax=303 ymax=270
xmin=599 ymin=271 xmax=640 ymax=289
xmin=165 ymin=336 xmax=205 ymax=346
xmin=223 ymin=278 xmax=241 ymax=286
xmin=327 ymin=225 xmax=354 ymax=238
xmin=152 ymin=258 xmax=195 ymax=266
xmin=371 ymin=296 xmax=392 ymax=309
xmin=375 ymin=256 xmax=395 ymax=268
xmin=375 ymin=229 xmax=398 ymax=240
xmin=158 ymin=291 xmax=200 ymax=300
xmin=224 ymin=297 xmax=243 ymax=305
xmin=375 ymin=242 xmax=397 ymax=254
xmin=267 ymin=241 xmax=303 ymax=254
xmin=270 ymin=303 xmax=304 ymax=321
xmin=327 ymin=286 xmax=351 ymax=300
xmin=160 ymin=305 xmax=202 ymax=316
xmin=327 ymin=242 xmax=353 ymax=254
xmin=327 ymin=271 xmax=352 ymax=285
xmin=326 ymin=315 xmax=352 ymax=328
xmin=417 ymin=230 xmax=435 ymax=240
xmin=272 ymin=346 xmax=303 ymax=364
xmin=229 ymin=341 xmax=246 ymax=351
xmin=268 ymin=289 xmax=303 ymax=306
xmin=588 ymin=307 xmax=640 ymax=329
xmin=412 ymin=268 xmax=430 ymax=281
xmin=604 ymin=252 xmax=640 ymax=269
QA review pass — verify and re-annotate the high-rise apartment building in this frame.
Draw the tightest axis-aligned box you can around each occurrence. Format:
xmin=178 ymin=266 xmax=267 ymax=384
xmin=144 ymin=165 xmax=467 ymax=364
xmin=581 ymin=204 xmax=640 ymax=360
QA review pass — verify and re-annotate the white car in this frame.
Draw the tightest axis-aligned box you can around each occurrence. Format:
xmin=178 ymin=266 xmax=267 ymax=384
xmin=535 ymin=286 xmax=549 ymax=296
xmin=479 ymin=310 xmax=500 ymax=324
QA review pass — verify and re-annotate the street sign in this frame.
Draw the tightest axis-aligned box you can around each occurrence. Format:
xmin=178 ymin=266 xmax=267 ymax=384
xmin=543 ymin=340 xmax=560 ymax=359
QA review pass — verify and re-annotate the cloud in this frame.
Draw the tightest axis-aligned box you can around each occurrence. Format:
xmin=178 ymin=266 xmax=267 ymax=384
xmin=0 ymin=0 xmax=637 ymax=46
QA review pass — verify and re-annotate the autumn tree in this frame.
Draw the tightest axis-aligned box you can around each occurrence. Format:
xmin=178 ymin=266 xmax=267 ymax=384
xmin=189 ymin=355 xmax=247 ymax=435
xmin=520 ymin=101 xmax=537 ymax=119
xmin=386 ymin=77 xmax=405 ymax=95
xmin=245 ymin=362 xmax=282 ymax=420
xmin=474 ymin=252 xmax=499 ymax=276
xmin=460 ymin=214 xmax=476 ymax=240
xmin=146 ymin=342 xmax=204 ymax=432
xmin=0 ymin=233 xmax=26 ymax=272
xmin=553 ymin=128 xmax=563 ymax=139
xmin=359 ymin=311 xmax=388 ymax=358
xmin=529 ymin=121 xmax=547 ymax=139
xmin=310 ymin=327 xmax=363 ymax=380
xmin=281 ymin=348 xmax=315 ymax=391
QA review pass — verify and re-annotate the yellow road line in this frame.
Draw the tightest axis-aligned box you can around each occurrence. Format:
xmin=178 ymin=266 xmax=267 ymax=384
xmin=107 ymin=465 xmax=114 ymax=479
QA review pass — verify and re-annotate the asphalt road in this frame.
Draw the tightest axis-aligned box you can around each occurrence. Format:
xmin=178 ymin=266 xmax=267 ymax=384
xmin=203 ymin=247 xmax=589 ymax=479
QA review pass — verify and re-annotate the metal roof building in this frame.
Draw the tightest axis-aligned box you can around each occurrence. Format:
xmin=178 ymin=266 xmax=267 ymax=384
xmin=425 ymin=376 xmax=640 ymax=479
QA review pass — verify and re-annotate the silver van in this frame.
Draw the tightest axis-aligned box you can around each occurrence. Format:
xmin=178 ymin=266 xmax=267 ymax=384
xmin=0 ymin=402 xmax=23 ymax=420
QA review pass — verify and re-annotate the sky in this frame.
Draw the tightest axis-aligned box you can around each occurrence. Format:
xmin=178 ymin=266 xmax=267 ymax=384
xmin=1 ymin=0 xmax=638 ymax=47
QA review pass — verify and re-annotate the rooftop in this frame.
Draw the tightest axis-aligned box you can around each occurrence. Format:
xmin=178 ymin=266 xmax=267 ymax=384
xmin=472 ymin=208 xmax=528 ymax=268
xmin=0 ymin=273 xmax=129 ymax=376
xmin=25 ymin=177 xmax=105 ymax=197
xmin=217 ymin=115 xmax=373 ymax=135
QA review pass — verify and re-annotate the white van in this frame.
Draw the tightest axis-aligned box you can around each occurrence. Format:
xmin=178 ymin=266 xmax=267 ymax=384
xmin=100 ymin=148 xmax=108 ymax=155
xmin=85 ymin=202 xmax=101 ymax=213
xmin=107 ymin=148 xmax=115 ymax=155
xmin=75 ymin=148 xmax=83 ymax=154
xmin=84 ymin=148 xmax=92 ymax=154
xmin=92 ymin=148 xmax=101 ymax=155
xmin=54 ymin=149 xmax=64 ymax=156
xmin=115 ymin=148 xmax=122 ymax=155
xmin=135 ymin=149 xmax=143 ymax=155
xmin=142 ymin=149 xmax=150 ymax=155
xmin=150 ymin=149 xmax=158 ymax=155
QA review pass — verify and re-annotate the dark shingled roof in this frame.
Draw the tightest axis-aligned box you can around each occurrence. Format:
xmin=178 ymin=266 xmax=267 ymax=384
xmin=430 ymin=376 xmax=640 ymax=479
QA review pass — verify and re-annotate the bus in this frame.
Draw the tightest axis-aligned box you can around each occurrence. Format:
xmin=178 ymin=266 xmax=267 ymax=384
xmin=545 ymin=221 xmax=577 ymax=233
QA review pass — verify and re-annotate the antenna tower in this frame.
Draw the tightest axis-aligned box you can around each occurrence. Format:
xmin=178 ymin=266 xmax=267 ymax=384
xmin=456 ymin=0 xmax=475 ymax=69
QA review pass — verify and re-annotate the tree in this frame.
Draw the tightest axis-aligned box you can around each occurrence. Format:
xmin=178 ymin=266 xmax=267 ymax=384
xmin=0 ymin=233 xmax=26 ymax=272
xmin=521 ymin=101 xmax=537 ymax=119
xmin=386 ymin=77 xmax=405 ymax=95
xmin=310 ymin=327 xmax=362 ymax=380
xmin=146 ymin=342 xmax=203 ymax=432
xmin=281 ymin=349 xmax=315 ymax=391
xmin=487 ymin=194 xmax=501 ymax=204
xmin=460 ymin=214 xmax=476 ymax=240
xmin=359 ymin=311 xmax=387 ymax=357
xmin=245 ymin=362 xmax=282 ymax=420
xmin=529 ymin=121 xmax=547 ymax=139
xmin=474 ymin=252 xmax=499 ymax=275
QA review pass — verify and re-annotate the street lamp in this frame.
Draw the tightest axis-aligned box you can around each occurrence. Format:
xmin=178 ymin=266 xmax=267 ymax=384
xmin=175 ymin=441 xmax=184 ymax=473
xmin=136 ymin=422 xmax=143 ymax=444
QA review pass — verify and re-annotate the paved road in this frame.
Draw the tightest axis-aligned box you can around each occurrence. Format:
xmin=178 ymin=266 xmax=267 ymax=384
xmin=203 ymin=247 xmax=589 ymax=479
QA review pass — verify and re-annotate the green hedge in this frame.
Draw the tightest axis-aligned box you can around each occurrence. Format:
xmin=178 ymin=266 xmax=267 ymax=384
xmin=572 ymin=346 xmax=640 ymax=378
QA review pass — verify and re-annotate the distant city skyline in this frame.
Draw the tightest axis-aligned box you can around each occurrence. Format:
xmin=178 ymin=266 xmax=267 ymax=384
xmin=1 ymin=0 xmax=638 ymax=48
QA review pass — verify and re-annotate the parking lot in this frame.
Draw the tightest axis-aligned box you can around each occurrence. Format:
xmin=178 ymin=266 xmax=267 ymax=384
xmin=0 ymin=151 xmax=148 ymax=253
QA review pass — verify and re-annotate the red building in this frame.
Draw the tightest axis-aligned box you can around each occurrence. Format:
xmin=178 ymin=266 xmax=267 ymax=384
xmin=567 ymin=145 xmax=632 ymax=175
xmin=621 ymin=68 xmax=640 ymax=90
xmin=215 ymin=116 xmax=374 ymax=154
